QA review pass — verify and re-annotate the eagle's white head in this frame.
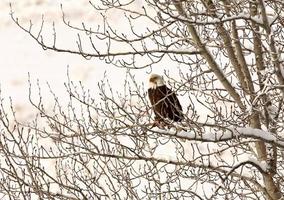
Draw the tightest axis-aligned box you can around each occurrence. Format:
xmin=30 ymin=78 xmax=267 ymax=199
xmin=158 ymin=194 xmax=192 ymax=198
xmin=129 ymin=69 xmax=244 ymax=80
xmin=149 ymin=73 xmax=165 ymax=89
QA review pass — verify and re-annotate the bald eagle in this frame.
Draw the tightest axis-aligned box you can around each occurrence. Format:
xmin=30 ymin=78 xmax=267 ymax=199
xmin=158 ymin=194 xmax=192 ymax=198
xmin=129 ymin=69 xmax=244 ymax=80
xmin=148 ymin=74 xmax=183 ymax=126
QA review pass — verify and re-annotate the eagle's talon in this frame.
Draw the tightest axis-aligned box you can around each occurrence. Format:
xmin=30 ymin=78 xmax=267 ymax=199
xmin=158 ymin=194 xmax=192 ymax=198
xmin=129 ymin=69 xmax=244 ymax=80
xmin=152 ymin=119 xmax=166 ymax=129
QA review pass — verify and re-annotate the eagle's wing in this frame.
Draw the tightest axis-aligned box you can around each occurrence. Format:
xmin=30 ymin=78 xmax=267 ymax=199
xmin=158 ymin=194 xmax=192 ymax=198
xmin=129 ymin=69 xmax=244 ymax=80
xmin=164 ymin=86 xmax=183 ymax=121
xmin=165 ymin=87 xmax=182 ymax=111
xmin=148 ymin=86 xmax=183 ymax=122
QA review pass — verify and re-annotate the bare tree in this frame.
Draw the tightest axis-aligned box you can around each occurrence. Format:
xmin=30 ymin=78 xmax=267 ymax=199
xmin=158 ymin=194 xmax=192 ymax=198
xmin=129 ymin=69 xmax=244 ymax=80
xmin=3 ymin=0 xmax=284 ymax=199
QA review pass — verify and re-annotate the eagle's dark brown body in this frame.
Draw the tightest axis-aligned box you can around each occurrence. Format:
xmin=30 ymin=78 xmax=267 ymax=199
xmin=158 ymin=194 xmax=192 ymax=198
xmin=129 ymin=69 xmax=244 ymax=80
xmin=148 ymin=85 xmax=183 ymax=122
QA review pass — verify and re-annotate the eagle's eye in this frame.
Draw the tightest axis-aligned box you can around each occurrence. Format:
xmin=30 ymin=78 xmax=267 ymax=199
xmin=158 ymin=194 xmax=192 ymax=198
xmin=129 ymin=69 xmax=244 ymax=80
xmin=149 ymin=77 xmax=157 ymax=83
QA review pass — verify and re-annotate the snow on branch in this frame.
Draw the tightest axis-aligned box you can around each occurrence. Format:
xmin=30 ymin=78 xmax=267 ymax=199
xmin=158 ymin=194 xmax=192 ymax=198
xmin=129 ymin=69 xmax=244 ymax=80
xmin=159 ymin=126 xmax=284 ymax=148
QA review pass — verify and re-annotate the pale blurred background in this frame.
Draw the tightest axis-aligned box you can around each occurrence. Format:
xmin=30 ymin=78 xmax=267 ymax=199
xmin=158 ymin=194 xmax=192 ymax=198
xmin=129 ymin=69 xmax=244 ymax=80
xmin=0 ymin=0 xmax=133 ymax=120
xmin=1 ymin=0 xmax=185 ymax=122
